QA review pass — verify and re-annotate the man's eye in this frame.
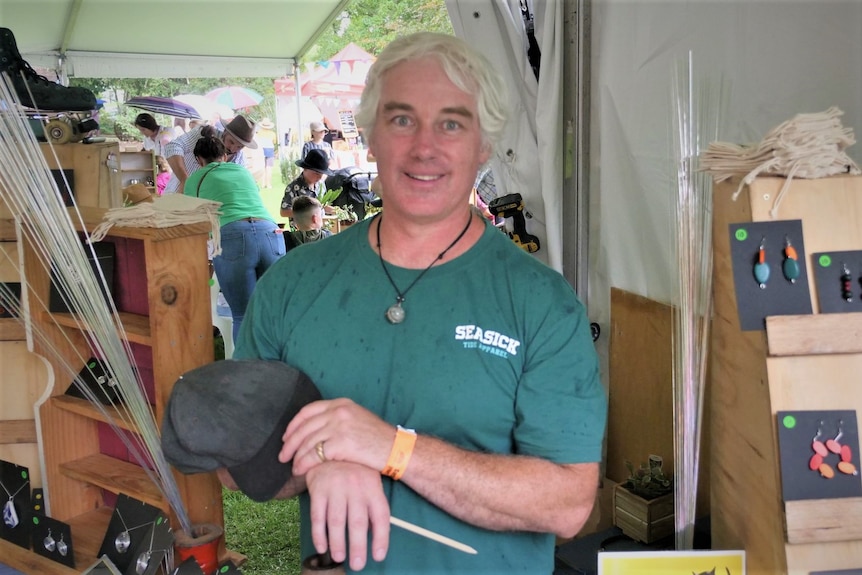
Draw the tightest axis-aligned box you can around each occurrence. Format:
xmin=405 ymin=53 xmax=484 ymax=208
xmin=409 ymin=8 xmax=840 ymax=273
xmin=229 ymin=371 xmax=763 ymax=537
xmin=393 ymin=116 xmax=411 ymax=127
xmin=443 ymin=120 xmax=461 ymax=131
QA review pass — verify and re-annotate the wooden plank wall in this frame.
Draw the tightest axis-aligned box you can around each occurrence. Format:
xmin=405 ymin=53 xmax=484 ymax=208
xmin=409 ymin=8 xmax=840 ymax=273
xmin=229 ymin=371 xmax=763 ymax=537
xmin=607 ymin=287 xmax=711 ymax=517
xmin=0 ymin=241 xmax=48 ymax=487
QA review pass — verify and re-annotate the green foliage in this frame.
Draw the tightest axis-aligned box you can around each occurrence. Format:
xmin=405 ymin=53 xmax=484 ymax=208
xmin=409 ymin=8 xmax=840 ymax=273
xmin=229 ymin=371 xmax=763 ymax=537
xmin=623 ymin=459 xmax=674 ymax=500
xmin=305 ymin=0 xmax=453 ymax=62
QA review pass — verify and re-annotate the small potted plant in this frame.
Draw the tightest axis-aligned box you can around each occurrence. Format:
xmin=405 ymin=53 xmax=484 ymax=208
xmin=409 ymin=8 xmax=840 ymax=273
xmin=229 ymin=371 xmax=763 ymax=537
xmin=613 ymin=455 xmax=674 ymax=543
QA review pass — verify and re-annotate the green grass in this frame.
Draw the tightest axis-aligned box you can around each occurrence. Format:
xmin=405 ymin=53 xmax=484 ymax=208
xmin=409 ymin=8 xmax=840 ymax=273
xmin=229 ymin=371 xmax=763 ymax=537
xmin=223 ymin=488 xmax=303 ymax=574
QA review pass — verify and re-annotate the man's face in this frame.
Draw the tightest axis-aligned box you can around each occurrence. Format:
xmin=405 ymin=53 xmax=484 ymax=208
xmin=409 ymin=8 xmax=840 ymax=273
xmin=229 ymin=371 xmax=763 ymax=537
xmin=222 ymin=132 xmax=245 ymax=156
xmin=368 ymin=56 xmax=490 ymax=224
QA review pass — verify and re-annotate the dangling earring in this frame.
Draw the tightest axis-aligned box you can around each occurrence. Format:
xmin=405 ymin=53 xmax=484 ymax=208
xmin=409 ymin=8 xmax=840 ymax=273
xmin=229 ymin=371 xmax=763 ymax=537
xmin=842 ymin=264 xmax=853 ymax=302
xmin=57 ymin=533 xmax=68 ymax=557
xmin=754 ymin=237 xmax=770 ymax=289
xmin=44 ymin=528 xmax=56 ymax=552
xmin=782 ymin=236 xmax=800 ymax=283
xmin=826 ymin=422 xmax=844 ymax=454
xmin=809 ymin=423 xmax=835 ymax=478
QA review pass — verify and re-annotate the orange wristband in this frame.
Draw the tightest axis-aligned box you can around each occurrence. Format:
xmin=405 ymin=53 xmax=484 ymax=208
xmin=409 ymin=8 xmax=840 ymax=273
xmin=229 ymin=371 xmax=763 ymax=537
xmin=381 ymin=425 xmax=417 ymax=481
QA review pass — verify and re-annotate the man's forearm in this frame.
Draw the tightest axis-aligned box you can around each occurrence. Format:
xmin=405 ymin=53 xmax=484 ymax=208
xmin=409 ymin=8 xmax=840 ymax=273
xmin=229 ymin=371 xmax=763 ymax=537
xmin=401 ymin=435 xmax=598 ymax=539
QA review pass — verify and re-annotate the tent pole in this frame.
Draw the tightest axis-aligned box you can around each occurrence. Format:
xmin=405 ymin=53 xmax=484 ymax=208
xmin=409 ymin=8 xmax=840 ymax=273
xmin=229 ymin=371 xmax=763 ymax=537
xmin=294 ymin=63 xmax=304 ymax=153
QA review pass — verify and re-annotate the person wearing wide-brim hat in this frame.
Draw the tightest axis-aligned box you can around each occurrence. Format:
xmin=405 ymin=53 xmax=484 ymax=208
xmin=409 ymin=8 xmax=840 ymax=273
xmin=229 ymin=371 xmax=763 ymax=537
xmin=163 ymin=115 xmax=258 ymax=195
xmin=256 ymin=118 xmax=278 ymax=188
xmin=280 ymin=148 xmax=336 ymax=219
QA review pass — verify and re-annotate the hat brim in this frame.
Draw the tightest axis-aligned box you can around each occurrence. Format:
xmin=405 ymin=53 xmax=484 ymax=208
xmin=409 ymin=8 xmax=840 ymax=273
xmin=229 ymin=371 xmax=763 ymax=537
xmin=223 ymin=126 xmax=258 ymax=149
xmin=294 ymin=158 xmax=333 ymax=176
xmin=161 ymin=360 xmax=321 ymax=501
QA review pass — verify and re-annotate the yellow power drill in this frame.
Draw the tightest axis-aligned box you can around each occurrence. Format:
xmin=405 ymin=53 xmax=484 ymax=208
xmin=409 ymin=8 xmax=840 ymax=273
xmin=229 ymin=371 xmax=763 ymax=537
xmin=488 ymin=193 xmax=541 ymax=253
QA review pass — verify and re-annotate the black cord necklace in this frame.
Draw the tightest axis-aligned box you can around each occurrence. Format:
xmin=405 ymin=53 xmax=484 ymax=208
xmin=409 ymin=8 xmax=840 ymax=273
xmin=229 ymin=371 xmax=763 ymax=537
xmin=377 ymin=212 xmax=473 ymax=324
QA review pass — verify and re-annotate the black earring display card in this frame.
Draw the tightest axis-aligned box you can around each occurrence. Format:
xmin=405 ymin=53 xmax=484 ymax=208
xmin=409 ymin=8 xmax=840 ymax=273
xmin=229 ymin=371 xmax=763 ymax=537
xmin=728 ymin=219 xmax=813 ymax=331
xmin=31 ymin=515 xmax=75 ymax=568
xmin=174 ymin=557 xmax=205 ymax=575
xmin=0 ymin=282 xmax=22 ymax=318
xmin=31 ymin=487 xmax=45 ymax=516
xmin=123 ymin=514 xmax=172 ymax=575
xmin=0 ymin=460 xmax=31 ymax=549
xmin=810 ymin=250 xmax=862 ymax=313
xmin=80 ymin=555 xmax=124 ymax=575
xmin=65 ymin=356 xmax=124 ymax=406
xmin=216 ymin=560 xmax=244 ymax=574
xmin=49 ymin=239 xmax=115 ymax=313
xmin=776 ymin=410 xmax=861 ymax=502
xmin=99 ymin=493 xmax=163 ymax=573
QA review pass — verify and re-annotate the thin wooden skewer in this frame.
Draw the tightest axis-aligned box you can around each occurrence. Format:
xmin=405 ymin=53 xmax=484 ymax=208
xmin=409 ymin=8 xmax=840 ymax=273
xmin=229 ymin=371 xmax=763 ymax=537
xmin=390 ymin=516 xmax=477 ymax=555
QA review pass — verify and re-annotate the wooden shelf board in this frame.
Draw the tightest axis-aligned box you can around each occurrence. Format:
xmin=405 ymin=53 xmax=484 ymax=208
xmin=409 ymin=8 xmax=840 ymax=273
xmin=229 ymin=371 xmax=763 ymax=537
xmin=0 ymin=507 xmax=111 ymax=575
xmin=50 ymin=395 xmax=142 ymax=433
xmin=59 ymin=453 xmax=166 ymax=512
xmin=766 ymin=313 xmax=862 ymax=356
xmin=46 ymin=310 xmax=152 ymax=345
xmin=785 ymin=497 xmax=862 ymax=544
xmin=0 ymin=317 xmax=26 ymax=341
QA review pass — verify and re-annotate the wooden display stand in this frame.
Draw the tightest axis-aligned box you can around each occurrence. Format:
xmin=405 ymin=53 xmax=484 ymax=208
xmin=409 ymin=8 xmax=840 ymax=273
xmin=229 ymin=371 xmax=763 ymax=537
xmin=0 ymin=207 xmax=228 ymax=573
xmin=119 ymin=148 xmax=158 ymax=194
xmin=711 ymin=174 xmax=862 ymax=573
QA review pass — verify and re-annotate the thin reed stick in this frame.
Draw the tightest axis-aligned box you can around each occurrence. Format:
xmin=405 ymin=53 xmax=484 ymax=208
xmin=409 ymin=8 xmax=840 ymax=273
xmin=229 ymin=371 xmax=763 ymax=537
xmin=0 ymin=73 xmax=191 ymax=532
xmin=670 ymin=52 xmax=727 ymax=550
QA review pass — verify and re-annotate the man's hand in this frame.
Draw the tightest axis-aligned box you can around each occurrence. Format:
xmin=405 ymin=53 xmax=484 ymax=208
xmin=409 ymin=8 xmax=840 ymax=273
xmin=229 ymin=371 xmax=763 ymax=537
xmin=279 ymin=398 xmax=395 ymax=476
xmin=306 ymin=462 xmax=391 ymax=571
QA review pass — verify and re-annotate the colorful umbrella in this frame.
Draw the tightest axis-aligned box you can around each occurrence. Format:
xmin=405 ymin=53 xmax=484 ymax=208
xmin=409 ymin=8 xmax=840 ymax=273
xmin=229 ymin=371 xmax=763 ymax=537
xmin=174 ymin=94 xmax=234 ymax=123
xmin=126 ymin=96 xmax=202 ymax=119
xmin=205 ymin=86 xmax=264 ymax=110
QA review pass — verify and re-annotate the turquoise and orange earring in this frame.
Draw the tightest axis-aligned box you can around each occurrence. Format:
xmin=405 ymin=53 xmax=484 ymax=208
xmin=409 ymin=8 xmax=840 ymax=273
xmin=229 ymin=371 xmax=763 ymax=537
xmin=754 ymin=237 xmax=770 ymax=289
xmin=782 ymin=236 xmax=800 ymax=283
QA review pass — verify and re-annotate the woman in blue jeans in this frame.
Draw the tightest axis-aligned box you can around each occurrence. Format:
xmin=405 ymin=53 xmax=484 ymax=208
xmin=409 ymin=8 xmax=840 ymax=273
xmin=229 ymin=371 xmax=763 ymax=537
xmin=185 ymin=126 xmax=284 ymax=339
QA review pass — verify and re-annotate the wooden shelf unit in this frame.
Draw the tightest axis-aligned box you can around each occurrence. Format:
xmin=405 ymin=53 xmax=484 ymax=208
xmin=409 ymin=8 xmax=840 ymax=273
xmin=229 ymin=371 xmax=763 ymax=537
xmin=710 ymin=175 xmax=862 ymax=574
xmin=119 ymin=149 xmax=157 ymax=194
xmin=1 ymin=206 xmax=224 ymax=574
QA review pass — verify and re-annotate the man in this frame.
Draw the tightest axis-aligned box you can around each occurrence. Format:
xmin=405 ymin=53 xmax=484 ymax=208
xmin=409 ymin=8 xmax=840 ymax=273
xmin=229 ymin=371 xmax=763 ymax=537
xmin=235 ymin=32 xmax=606 ymax=574
xmin=163 ymin=115 xmax=257 ymax=195
xmin=284 ymin=196 xmax=331 ymax=251
xmin=279 ymin=149 xmax=334 ymax=218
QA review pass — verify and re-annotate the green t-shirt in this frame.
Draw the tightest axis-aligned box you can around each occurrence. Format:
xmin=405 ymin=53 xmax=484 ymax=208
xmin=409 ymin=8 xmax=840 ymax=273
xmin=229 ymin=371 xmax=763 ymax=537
xmin=185 ymin=162 xmax=273 ymax=227
xmin=236 ymin=217 xmax=606 ymax=574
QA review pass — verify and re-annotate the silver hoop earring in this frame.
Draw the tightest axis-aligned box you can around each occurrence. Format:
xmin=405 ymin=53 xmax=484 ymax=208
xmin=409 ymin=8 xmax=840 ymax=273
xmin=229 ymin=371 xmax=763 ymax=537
xmin=57 ymin=533 xmax=68 ymax=556
xmin=43 ymin=528 xmax=56 ymax=552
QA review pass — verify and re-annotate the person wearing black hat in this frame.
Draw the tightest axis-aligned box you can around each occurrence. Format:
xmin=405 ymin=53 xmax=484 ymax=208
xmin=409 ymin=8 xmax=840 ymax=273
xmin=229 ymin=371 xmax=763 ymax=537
xmin=163 ymin=115 xmax=258 ymax=195
xmin=280 ymin=148 xmax=336 ymax=219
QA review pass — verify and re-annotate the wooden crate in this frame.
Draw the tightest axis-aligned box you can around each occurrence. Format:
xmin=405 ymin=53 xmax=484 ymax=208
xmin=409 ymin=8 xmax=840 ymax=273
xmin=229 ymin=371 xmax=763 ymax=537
xmin=613 ymin=484 xmax=674 ymax=544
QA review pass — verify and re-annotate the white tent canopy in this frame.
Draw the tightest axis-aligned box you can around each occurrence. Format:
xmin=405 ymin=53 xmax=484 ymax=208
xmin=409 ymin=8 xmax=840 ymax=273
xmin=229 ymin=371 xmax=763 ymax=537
xmin=0 ymin=0 xmax=349 ymax=78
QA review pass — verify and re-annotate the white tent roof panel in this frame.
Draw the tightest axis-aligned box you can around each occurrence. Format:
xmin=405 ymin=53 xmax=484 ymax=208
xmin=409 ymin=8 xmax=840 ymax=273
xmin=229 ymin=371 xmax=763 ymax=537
xmin=0 ymin=0 xmax=349 ymax=77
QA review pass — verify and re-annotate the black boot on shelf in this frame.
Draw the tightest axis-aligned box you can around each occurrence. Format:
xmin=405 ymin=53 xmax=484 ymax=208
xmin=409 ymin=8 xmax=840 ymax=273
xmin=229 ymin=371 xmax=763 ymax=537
xmin=0 ymin=27 xmax=96 ymax=111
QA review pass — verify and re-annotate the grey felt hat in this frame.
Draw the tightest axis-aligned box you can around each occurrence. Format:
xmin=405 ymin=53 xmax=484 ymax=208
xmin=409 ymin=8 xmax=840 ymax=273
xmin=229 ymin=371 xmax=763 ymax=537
xmin=222 ymin=115 xmax=258 ymax=149
xmin=161 ymin=359 xmax=321 ymax=502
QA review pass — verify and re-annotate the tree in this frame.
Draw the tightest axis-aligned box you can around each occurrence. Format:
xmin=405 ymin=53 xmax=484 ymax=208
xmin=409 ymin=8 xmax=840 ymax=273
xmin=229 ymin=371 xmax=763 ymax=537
xmin=306 ymin=0 xmax=453 ymax=61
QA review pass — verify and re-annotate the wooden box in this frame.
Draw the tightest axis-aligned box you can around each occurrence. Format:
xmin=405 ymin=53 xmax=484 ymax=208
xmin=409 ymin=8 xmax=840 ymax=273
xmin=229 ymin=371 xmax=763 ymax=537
xmin=613 ymin=484 xmax=674 ymax=544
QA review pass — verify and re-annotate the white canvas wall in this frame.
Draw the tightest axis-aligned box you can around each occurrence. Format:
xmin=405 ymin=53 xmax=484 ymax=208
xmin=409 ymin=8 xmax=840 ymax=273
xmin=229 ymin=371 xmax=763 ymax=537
xmin=589 ymin=0 xmax=862 ymax=321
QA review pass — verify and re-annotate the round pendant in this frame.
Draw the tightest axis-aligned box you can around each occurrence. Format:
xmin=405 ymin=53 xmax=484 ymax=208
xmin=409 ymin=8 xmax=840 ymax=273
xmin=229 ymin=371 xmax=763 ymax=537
xmin=135 ymin=551 xmax=151 ymax=574
xmin=57 ymin=538 xmax=68 ymax=557
xmin=44 ymin=533 xmax=56 ymax=552
xmin=116 ymin=530 xmax=131 ymax=553
xmin=385 ymin=303 xmax=405 ymax=324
